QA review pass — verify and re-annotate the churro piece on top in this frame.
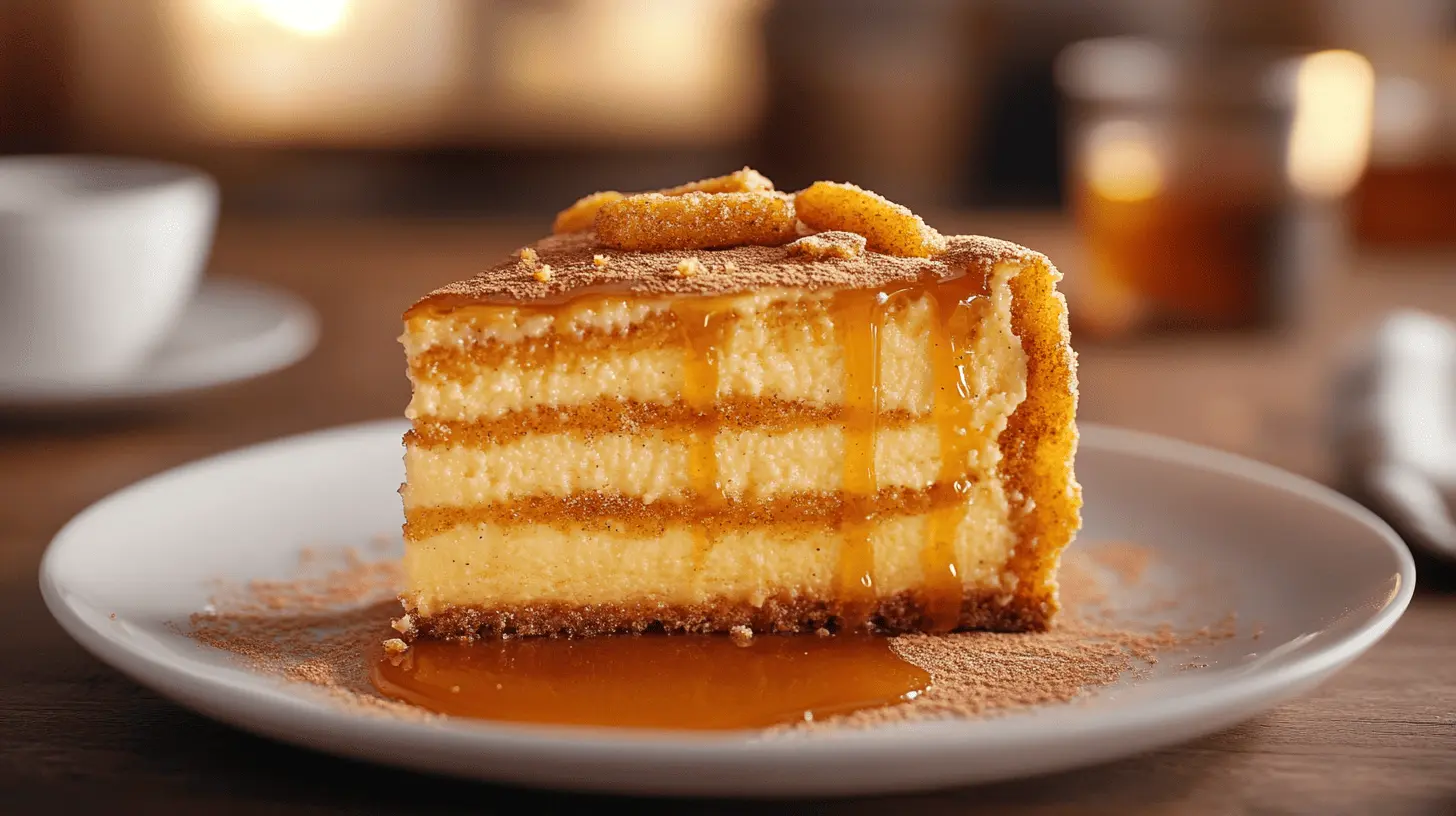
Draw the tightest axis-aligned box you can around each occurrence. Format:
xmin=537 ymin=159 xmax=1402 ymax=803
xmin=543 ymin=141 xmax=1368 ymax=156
xmin=595 ymin=191 xmax=798 ymax=252
xmin=794 ymin=181 xmax=947 ymax=258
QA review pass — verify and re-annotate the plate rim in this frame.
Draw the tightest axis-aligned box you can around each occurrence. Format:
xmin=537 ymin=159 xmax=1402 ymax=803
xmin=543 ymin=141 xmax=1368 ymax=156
xmin=38 ymin=420 xmax=1418 ymax=794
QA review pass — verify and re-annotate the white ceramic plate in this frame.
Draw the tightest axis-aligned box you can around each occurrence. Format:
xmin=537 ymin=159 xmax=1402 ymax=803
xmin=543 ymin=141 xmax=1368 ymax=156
xmin=0 ymin=277 xmax=317 ymax=411
xmin=39 ymin=421 xmax=1414 ymax=797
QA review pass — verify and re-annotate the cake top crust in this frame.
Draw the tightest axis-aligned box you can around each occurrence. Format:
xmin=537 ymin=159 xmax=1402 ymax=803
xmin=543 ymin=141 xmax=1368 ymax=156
xmin=406 ymin=232 xmax=1036 ymax=315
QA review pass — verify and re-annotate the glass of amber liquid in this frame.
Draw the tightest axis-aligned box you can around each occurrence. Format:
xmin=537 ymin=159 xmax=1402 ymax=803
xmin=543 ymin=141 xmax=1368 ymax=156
xmin=1056 ymin=38 xmax=1299 ymax=340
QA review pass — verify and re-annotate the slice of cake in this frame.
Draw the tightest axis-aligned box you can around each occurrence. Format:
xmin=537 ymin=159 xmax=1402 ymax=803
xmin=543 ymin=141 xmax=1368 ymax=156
xmin=397 ymin=171 xmax=1079 ymax=639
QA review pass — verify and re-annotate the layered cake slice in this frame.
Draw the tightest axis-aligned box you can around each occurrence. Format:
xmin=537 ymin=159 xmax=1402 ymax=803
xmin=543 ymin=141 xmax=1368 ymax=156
xmin=398 ymin=172 xmax=1079 ymax=639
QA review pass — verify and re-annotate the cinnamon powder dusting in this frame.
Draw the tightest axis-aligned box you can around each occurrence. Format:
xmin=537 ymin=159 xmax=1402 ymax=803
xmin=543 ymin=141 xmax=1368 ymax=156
xmin=788 ymin=542 xmax=1237 ymax=731
xmin=183 ymin=543 xmax=432 ymax=720
xmin=183 ymin=540 xmax=1237 ymax=730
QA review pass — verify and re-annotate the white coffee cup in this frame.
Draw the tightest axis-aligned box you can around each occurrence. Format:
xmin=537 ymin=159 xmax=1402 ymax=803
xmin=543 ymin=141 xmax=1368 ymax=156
xmin=0 ymin=155 xmax=219 ymax=387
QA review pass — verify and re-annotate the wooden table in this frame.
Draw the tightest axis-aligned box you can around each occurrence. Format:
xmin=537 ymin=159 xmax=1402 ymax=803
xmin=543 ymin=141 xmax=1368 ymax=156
xmin=3 ymin=216 xmax=1453 ymax=813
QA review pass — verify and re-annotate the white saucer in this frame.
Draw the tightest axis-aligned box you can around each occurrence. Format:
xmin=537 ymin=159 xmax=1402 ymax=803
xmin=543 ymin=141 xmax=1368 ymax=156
xmin=39 ymin=422 xmax=1414 ymax=797
xmin=0 ymin=277 xmax=317 ymax=411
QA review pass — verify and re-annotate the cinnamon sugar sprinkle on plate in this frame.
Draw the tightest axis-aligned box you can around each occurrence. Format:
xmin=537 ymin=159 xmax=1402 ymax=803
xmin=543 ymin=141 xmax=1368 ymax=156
xmin=783 ymin=542 xmax=1238 ymax=732
xmin=182 ymin=546 xmax=433 ymax=720
xmin=183 ymin=541 xmax=1238 ymax=730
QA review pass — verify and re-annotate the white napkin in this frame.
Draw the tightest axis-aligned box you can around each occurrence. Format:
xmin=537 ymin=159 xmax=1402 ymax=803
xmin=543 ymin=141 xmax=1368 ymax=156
xmin=1335 ymin=310 xmax=1456 ymax=561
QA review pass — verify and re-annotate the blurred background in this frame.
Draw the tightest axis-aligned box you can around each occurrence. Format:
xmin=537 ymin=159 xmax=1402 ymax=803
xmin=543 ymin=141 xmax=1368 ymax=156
xmin=0 ymin=0 xmax=1442 ymax=211
xmin=6 ymin=0 xmax=1456 ymax=334
xmin=4 ymin=0 xmax=1456 ymax=537
xmin=4 ymin=5 xmax=1455 ymax=799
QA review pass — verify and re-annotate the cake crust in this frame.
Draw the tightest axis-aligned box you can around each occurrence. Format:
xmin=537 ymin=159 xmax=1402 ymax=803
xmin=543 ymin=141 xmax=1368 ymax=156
xmin=405 ymin=588 xmax=1052 ymax=640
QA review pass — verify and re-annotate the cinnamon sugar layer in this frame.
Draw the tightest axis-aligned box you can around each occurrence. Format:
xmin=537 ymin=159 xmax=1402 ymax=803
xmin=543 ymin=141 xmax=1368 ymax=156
xmin=402 ymin=484 xmax=963 ymax=540
xmin=406 ymin=398 xmax=919 ymax=448
xmin=406 ymin=233 xmax=1029 ymax=312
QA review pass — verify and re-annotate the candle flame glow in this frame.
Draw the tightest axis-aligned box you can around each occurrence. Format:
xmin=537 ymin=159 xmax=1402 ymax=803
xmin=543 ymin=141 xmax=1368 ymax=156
xmin=246 ymin=0 xmax=351 ymax=35
xmin=1085 ymin=121 xmax=1165 ymax=203
xmin=1287 ymin=50 xmax=1374 ymax=199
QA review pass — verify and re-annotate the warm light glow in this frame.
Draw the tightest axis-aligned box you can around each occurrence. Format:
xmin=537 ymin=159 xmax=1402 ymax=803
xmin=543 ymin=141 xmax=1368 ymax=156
xmin=489 ymin=0 xmax=768 ymax=143
xmin=1084 ymin=121 xmax=1165 ymax=203
xmin=159 ymin=0 xmax=764 ymax=147
xmin=1287 ymin=50 xmax=1374 ymax=199
xmin=248 ymin=0 xmax=351 ymax=35
xmin=164 ymin=0 xmax=461 ymax=145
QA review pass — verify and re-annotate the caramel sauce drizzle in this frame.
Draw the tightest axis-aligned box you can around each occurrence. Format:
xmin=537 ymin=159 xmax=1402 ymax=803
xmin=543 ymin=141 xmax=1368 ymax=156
xmin=672 ymin=300 xmax=732 ymax=571
xmin=825 ymin=270 xmax=989 ymax=632
xmin=373 ymin=633 xmax=929 ymax=731
xmin=923 ymin=273 xmax=992 ymax=631
xmin=832 ymin=288 xmax=888 ymax=629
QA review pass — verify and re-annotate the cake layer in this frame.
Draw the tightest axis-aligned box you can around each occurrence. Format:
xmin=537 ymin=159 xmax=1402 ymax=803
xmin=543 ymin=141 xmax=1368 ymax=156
xmin=406 ymin=398 xmax=906 ymax=448
xmin=402 ymin=506 xmax=1018 ymax=616
xmin=405 ymin=291 xmax=941 ymax=421
xmin=401 ymin=423 xmax=947 ymax=507
xmin=401 ymin=296 xmax=666 ymax=355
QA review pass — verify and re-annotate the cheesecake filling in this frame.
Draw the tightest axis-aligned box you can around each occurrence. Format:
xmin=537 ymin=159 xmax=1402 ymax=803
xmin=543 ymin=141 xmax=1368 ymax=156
xmin=402 ymin=423 xmax=947 ymax=506
xmin=404 ymin=293 xmax=938 ymax=420
xmin=401 ymin=297 xmax=668 ymax=355
xmin=403 ymin=509 xmax=1019 ymax=616
xmin=399 ymin=261 xmax=1031 ymax=624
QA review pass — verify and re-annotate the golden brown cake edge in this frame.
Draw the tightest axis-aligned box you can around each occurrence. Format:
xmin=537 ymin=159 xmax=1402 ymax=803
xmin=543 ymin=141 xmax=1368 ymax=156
xmin=996 ymin=248 xmax=1081 ymax=628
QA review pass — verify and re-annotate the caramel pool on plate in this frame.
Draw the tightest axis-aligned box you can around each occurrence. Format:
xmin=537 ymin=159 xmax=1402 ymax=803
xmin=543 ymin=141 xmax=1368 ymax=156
xmin=371 ymin=634 xmax=930 ymax=731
